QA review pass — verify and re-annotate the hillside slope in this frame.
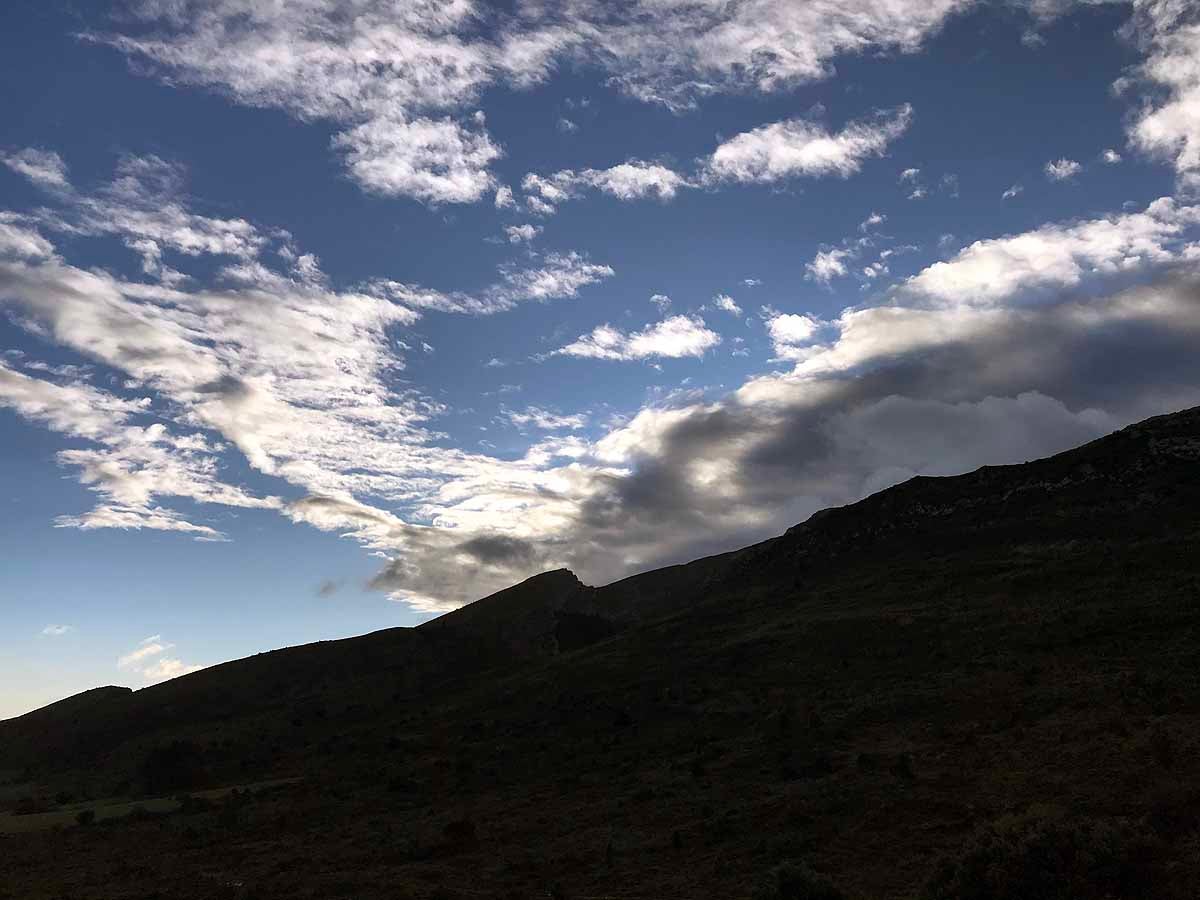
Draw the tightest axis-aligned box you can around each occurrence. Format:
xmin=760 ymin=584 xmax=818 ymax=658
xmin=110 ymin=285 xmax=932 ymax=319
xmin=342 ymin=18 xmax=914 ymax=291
xmin=2 ymin=407 xmax=1199 ymax=899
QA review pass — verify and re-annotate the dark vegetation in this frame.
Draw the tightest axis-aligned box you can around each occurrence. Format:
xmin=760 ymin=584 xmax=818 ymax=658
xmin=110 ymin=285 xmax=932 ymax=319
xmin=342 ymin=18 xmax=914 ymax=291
xmin=2 ymin=408 xmax=1200 ymax=898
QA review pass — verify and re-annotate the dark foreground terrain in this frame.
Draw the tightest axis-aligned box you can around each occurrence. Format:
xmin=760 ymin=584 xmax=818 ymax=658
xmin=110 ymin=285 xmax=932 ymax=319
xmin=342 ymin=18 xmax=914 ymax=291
xmin=3 ymin=408 xmax=1200 ymax=899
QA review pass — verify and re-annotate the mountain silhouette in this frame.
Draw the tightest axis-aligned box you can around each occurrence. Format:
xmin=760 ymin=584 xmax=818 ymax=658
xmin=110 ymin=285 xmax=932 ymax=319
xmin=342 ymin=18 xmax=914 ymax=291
xmin=3 ymin=406 xmax=1199 ymax=899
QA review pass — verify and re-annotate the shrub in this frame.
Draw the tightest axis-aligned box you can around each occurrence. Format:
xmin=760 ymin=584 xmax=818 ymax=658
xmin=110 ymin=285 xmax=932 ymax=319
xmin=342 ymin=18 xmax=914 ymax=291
xmin=752 ymin=861 xmax=846 ymax=900
xmin=921 ymin=812 xmax=1163 ymax=900
xmin=13 ymin=796 xmax=48 ymax=816
xmin=75 ymin=809 xmax=96 ymax=826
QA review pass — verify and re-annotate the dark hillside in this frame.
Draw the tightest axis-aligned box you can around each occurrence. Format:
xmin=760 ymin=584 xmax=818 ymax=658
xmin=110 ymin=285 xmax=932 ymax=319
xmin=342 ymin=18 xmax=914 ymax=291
xmin=2 ymin=408 xmax=1199 ymax=899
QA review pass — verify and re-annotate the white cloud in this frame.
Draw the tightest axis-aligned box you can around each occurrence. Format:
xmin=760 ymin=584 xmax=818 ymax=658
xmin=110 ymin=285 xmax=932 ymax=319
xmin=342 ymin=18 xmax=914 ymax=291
xmin=523 ymin=108 xmax=911 ymax=212
xmin=0 ymin=360 xmax=275 ymax=539
xmin=556 ymin=315 xmax=721 ymax=361
xmin=504 ymin=224 xmax=542 ymax=244
xmin=117 ymin=635 xmax=172 ymax=669
xmin=1003 ymin=183 xmax=1024 ymax=199
xmin=860 ymin=211 xmax=887 ymax=231
xmin=94 ymin=3 xmax=505 ymax=204
xmin=99 ymin=0 xmax=965 ymax=179
xmin=558 ymin=116 xmax=579 ymax=133
xmin=332 ymin=115 xmax=501 ymax=204
xmin=7 ymin=152 xmax=268 ymax=282
xmin=118 ymin=635 xmax=204 ymax=682
xmin=83 ymin=0 xmax=984 ymax=209
xmin=899 ymin=167 xmax=921 ymax=182
xmin=492 ymin=252 xmax=615 ymax=304
xmin=494 ymin=185 xmax=515 ymax=209
xmin=1045 ymin=157 xmax=1083 ymax=181
xmin=2 ymin=148 xmax=69 ymax=190
xmin=706 ymin=105 xmax=912 ymax=183
xmin=0 ymin=156 xmax=615 ymax=547
xmin=565 ymin=0 xmax=967 ymax=109
xmin=902 ymin=197 xmax=1200 ymax=307
xmin=7 ymin=153 xmax=1200 ymax=615
xmin=650 ymin=293 xmax=672 ymax=312
xmin=522 ymin=161 xmax=688 ymax=212
xmin=506 ymin=407 xmax=588 ymax=430
xmin=806 ymin=248 xmax=852 ymax=283
xmin=764 ymin=311 xmax=823 ymax=359
xmin=141 ymin=657 xmax=206 ymax=681
xmin=41 ymin=624 xmax=72 ymax=636
xmin=1102 ymin=148 xmax=1123 ymax=164
xmin=367 ymin=251 xmax=614 ymax=315
xmin=0 ymin=218 xmax=55 ymax=260
xmin=713 ymin=293 xmax=743 ymax=315
xmin=1124 ymin=2 xmax=1200 ymax=188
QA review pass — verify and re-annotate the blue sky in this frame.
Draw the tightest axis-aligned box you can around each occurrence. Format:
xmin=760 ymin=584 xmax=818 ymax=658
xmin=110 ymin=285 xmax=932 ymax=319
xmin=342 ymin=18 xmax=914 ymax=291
xmin=3 ymin=0 xmax=1200 ymax=718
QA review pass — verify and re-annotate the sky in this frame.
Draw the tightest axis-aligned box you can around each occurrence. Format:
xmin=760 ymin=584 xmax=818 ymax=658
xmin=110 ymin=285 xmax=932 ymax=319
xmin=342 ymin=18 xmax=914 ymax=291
xmin=2 ymin=0 xmax=1200 ymax=719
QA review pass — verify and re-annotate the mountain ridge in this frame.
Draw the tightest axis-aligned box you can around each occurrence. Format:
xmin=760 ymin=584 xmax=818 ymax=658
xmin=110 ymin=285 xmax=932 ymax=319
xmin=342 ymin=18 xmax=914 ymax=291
xmin=4 ymin=405 xmax=1200 ymax=899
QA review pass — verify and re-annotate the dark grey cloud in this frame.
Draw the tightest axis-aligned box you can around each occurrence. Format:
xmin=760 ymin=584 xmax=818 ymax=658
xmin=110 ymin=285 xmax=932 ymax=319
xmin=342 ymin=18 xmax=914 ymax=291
xmin=371 ymin=273 xmax=1200 ymax=607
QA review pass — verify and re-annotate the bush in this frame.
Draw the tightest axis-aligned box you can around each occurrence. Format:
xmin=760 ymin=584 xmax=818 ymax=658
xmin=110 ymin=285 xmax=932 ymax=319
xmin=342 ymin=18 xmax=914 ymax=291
xmin=75 ymin=809 xmax=96 ymax=826
xmin=921 ymin=812 xmax=1163 ymax=900
xmin=13 ymin=796 xmax=48 ymax=816
xmin=753 ymin=861 xmax=846 ymax=900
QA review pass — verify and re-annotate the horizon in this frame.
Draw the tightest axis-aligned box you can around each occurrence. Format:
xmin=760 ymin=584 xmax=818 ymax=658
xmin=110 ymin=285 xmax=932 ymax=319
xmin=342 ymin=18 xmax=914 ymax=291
xmin=5 ymin=0 xmax=1200 ymax=720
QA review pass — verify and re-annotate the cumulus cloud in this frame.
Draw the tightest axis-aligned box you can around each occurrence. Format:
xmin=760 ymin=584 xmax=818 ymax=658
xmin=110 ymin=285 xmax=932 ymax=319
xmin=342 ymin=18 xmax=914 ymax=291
xmin=712 ymin=294 xmax=743 ymax=315
xmin=764 ymin=310 xmax=823 ymax=360
xmin=1124 ymin=1 xmax=1200 ymax=189
xmin=806 ymin=248 xmax=852 ymax=283
xmin=901 ymin=197 xmax=1200 ymax=306
xmin=1102 ymin=148 xmax=1123 ymax=164
xmin=332 ymin=115 xmax=501 ymax=205
xmin=556 ymin=315 xmax=721 ymax=361
xmin=1045 ymin=157 xmax=1083 ymax=181
xmin=504 ymin=224 xmax=542 ymax=244
xmin=706 ymin=105 xmax=912 ymax=183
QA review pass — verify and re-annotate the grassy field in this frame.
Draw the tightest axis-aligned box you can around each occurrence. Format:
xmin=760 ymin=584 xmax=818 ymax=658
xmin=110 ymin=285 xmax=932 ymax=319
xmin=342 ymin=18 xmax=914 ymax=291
xmin=0 ymin=778 xmax=301 ymax=834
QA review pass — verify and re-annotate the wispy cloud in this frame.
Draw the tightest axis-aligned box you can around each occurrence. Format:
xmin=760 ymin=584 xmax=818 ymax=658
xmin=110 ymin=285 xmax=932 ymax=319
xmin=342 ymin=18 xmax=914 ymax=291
xmin=118 ymin=634 xmax=204 ymax=682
